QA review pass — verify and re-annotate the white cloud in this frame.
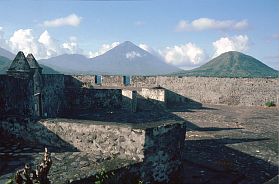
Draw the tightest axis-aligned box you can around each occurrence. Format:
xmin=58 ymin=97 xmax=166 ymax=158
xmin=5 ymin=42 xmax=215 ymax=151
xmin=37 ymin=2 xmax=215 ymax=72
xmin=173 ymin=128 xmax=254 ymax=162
xmin=38 ymin=30 xmax=61 ymax=58
xmin=62 ymin=36 xmax=82 ymax=54
xmin=139 ymin=43 xmax=152 ymax=53
xmin=0 ymin=27 xmax=253 ymax=69
xmin=176 ymin=18 xmax=248 ymax=32
xmin=0 ymin=27 xmax=9 ymax=49
xmin=9 ymin=29 xmax=43 ymax=57
xmin=5 ymin=28 xmax=83 ymax=59
xmin=126 ymin=51 xmax=141 ymax=59
xmin=139 ymin=42 xmax=207 ymax=68
xmin=234 ymin=20 xmax=248 ymax=30
xmin=212 ymin=35 xmax=249 ymax=57
xmin=88 ymin=42 xmax=120 ymax=58
xmin=139 ymin=43 xmax=166 ymax=60
xmin=43 ymin=14 xmax=82 ymax=27
xmin=176 ymin=21 xmax=189 ymax=32
xmin=160 ymin=43 xmax=206 ymax=67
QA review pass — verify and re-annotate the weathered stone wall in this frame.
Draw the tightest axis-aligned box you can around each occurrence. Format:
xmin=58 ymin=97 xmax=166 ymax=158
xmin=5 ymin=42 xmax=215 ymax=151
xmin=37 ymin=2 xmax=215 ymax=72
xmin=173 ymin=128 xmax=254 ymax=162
xmin=102 ymin=75 xmax=125 ymax=87
xmin=0 ymin=119 xmax=144 ymax=160
xmin=41 ymin=74 xmax=65 ymax=118
xmin=64 ymin=75 xmax=83 ymax=88
xmin=0 ymin=75 xmax=34 ymax=119
xmin=141 ymin=122 xmax=186 ymax=183
xmin=131 ymin=76 xmax=279 ymax=106
xmin=64 ymin=88 xmax=122 ymax=113
xmin=43 ymin=120 xmax=146 ymax=161
xmin=137 ymin=88 xmax=166 ymax=109
xmin=0 ymin=120 xmax=74 ymax=148
xmin=122 ymin=89 xmax=137 ymax=112
xmin=0 ymin=119 xmax=186 ymax=183
xmin=0 ymin=74 xmax=65 ymax=119
xmin=1 ymin=74 xmax=276 ymax=120
xmin=64 ymin=75 xmax=124 ymax=113
xmin=68 ymin=75 xmax=125 ymax=88
xmin=69 ymin=75 xmax=278 ymax=106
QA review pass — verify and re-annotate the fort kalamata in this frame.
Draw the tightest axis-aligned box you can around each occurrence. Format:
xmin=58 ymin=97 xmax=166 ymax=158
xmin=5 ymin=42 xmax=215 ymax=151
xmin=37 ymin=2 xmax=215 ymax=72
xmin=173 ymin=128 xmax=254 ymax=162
xmin=1 ymin=51 xmax=278 ymax=120
xmin=0 ymin=52 xmax=278 ymax=183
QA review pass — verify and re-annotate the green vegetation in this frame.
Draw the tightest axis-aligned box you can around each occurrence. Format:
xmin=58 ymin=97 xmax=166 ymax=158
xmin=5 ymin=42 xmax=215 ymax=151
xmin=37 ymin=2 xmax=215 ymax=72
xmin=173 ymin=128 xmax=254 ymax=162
xmin=265 ymin=101 xmax=276 ymax=107
xmin=4 ymin=179 xmax=13 ymax=184
xmin=95 ymin=168 xmax=110 ymax=184
xmin=2 ymin=175 xmax=14 ymax=184
xmin=174 ymin=51 xmax=279 ymax=78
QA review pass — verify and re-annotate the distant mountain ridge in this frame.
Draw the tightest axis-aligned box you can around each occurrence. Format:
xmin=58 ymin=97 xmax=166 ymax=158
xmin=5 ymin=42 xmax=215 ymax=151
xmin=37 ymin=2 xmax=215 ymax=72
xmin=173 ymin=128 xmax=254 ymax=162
xmin=0 ymin=47 xmax=15 ymax=60
xmin=175 ymin=51 xmax=278 ymax=78
xmin=39 ymin=54 xmax=96 ymax=74
xmin=1 ymin=46 xmax=278 ymax=77
xmin=39 ymin=41 xmax=181 ymax=75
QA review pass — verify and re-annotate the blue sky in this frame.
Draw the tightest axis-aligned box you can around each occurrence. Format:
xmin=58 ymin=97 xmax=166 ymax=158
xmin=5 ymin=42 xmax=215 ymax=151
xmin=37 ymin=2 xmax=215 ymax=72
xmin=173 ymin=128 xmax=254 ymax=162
xmin=0 ymin=0 xmax=278 ymax=69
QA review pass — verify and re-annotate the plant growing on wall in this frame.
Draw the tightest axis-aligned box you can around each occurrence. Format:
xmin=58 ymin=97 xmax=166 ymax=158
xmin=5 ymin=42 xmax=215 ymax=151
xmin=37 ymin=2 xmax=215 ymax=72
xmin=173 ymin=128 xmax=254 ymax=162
xmin=265 ymin=101 xmax=276 ymax=107
xmin=3 ymin=175 xmax=14 ymax=184
xmin=4 ymin=179 xmax=13 ymax=184
xmin=95 ymin=168 xmax=110 ymax=184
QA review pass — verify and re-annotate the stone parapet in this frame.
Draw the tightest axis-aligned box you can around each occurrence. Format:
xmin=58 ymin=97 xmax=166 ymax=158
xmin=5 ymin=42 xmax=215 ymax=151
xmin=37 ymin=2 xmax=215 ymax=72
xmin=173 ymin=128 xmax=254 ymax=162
xmin=0 ymin=119 xmax=186 ymax=183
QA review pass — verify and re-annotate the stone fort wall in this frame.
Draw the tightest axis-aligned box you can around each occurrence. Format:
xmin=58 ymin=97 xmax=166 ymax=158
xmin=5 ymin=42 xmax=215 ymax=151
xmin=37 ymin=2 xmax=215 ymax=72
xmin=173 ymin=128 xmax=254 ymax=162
xmin=41 ymin=74 xmax=65 ymax=117
xmin=70 ymin=75 xmax=279 ymax=106
xmin=0 ymin=75 xmax=34 ymax=119
xmin=0 ymin=118 xmax=186 ymax=183
xmin=0 ymin=74 xmax=65 ymax=119
xmin=1 ymin=74 xmax=278 ymax=120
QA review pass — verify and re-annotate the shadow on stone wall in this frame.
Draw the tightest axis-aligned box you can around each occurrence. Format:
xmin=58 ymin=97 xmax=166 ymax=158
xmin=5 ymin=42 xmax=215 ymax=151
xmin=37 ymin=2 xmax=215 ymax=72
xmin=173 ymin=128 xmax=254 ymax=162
xmin=164 ymin=88 xmax=202 ymax=109
xmin=0 ymin=121 xmax=78 ymax=151
xmin=0 ymin=75 xmax=33 ymax=120
xmin=63 ymin=76 xmax=122 ymax=116
xmin=65 ymin=89 xmax=277 ymax=183
xmin=0 ymin=119 xmax=78 ymax=176
xmin=163 ymin=87 xmax=217 ymax=112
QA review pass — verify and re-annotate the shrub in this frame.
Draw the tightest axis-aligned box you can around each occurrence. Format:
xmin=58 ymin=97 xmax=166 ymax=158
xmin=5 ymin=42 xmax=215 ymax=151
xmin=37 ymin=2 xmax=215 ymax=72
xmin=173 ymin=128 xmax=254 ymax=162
xmin=265 ymin=101 xmax=276 ymax=107
xmin=95 ymin=168 xmax=113 ymax=184
xmin=4 ymin=179 xmax=13 ymax=184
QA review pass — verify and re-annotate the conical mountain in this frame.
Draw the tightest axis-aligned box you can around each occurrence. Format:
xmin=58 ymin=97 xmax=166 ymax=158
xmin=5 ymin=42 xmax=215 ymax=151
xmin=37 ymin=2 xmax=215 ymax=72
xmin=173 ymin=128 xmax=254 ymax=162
xmin=175 ymin=51 xmax=278 ymax=78
xmin=90 ymin=41 xmax=181 ymax=75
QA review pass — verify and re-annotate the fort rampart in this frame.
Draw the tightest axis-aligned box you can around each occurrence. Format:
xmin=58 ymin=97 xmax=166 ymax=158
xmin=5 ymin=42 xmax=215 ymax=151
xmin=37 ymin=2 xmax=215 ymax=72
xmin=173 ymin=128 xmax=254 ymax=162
xmin=71 ymin=75 xmax=279 ymax=106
